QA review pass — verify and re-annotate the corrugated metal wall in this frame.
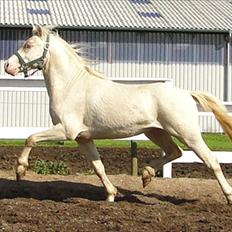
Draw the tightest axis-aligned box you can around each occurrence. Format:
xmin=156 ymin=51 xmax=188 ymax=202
xmin=228 ymin=43 xmax=232 ymax=102
xmin=58 ymin=31 xmax=227 ymax=99
xmin=0 ymin=28 xmax=230 ymax=132
xmin=59 ymin=30 xmax=226 ymax=100
xmin=0 ymin=88 xmax=51 ymax=127
xmin=1 ymin=28 xmax=227 ymax=98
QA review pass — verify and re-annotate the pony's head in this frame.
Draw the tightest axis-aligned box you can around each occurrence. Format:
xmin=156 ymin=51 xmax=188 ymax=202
xmin=5 ymin=25 xmax=105 ymax=79
xmin=5 ymin=25 xmax=50 ymax=77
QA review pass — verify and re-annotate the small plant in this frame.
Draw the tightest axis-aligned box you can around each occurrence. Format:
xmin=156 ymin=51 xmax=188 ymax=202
xmin=32 ymin=159 xmax=70 ymax=175
xmin=83 ymin=169 xmax=95 ymax=175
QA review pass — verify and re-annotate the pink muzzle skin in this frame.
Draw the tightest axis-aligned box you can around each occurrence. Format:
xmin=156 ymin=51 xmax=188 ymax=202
xmin=4 ymin=56 xmax=20 ymax=76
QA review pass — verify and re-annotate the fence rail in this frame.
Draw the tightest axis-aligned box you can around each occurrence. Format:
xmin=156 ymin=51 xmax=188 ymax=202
xmin=163 ymin=151 xmax=232 ymax=178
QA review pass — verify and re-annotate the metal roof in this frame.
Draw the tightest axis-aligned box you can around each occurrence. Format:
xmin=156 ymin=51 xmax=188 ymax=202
xmin=1 ymin=0 xmax=232 ymax=32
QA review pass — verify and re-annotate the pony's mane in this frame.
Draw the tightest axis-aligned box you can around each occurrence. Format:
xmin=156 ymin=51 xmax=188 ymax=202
xmin=41 ymin=26 xmax=106 ymax=79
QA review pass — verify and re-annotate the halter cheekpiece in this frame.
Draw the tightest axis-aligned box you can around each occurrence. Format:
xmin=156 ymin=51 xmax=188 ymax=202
xmin=15 ymin=34 xmax=50 ymax=78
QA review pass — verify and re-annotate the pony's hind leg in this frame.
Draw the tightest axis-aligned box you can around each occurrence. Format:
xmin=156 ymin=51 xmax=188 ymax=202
xmin=184 ymin=135 xmax=232 ymax=204
xmin=142 ymin=128 xmax=182 ymax=188
xmin=76 ymin=139 xmax=117 ymax=202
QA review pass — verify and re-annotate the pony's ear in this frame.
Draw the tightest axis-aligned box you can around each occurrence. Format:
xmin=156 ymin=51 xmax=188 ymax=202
xmin=32 ymin=25 xmax=43 ymax=37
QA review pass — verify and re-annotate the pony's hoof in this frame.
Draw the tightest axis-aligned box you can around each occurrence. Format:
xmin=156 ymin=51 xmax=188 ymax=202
xmin=226 ymin=194 xmax=232 ymax=205
xmin=142 ymin=166 xmax=155 ymax=188
xmin=106 ymin=187 xmax=117 ymax=202
xmin=107 ymin=194 xmax=115 ymax=202
xmin=16 ymin=165 xmax=26 ymax=181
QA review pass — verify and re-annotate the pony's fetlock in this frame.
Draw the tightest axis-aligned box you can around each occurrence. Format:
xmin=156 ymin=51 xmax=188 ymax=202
xmin=142 ymin=166 xmax=155 ymax=188
xmin=226 ymin=193 xmax=232 ymax=205
xmin=16 ymin=165 xmax=27 ymax=181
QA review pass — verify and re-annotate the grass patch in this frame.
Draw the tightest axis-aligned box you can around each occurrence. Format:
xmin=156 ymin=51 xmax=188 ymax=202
xmin=202 ymin=133 xmax=232 ymax=151
xmin=0 ymin=133 xmax=231 ymax=150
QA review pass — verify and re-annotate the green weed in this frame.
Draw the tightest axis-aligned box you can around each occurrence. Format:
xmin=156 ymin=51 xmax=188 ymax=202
xmin=32 ymin=159 xmax=70 ymax=175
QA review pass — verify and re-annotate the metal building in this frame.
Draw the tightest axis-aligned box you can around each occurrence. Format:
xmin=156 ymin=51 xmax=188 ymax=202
xmin=0 ymin=0 xmax=232 ymax=136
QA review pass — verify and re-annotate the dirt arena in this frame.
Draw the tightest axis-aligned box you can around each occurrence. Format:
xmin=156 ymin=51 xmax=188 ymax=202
xmin=0 ymin=146 xmax=232 ymax=232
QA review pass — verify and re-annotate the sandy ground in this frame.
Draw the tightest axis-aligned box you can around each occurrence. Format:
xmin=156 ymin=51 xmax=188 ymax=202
xmin=0 ymin=146 xmax=231 ymax=231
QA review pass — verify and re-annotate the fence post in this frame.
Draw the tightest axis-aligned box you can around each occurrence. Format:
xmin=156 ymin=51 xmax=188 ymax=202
xmin=162 ymin=162 xmax=172 ymax=178
xmin=131 ymin=140 xmax=138 ymax=176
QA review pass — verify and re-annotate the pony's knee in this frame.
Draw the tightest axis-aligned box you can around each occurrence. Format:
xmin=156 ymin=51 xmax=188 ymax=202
xmin=75 ymin=131 xmax=92 ymax=143
xmin=25 ymin=135 xmax=36 ymax=147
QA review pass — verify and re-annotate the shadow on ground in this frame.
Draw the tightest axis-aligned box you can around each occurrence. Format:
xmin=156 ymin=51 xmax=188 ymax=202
xmin=0 ymin=178 xmax=198 ymax=206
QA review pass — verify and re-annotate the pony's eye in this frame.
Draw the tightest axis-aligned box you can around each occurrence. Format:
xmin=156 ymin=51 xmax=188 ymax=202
xmin=24 ymin=43 xmax=32 ymax=49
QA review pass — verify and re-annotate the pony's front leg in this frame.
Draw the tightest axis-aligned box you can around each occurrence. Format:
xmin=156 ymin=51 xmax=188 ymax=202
xmin=77 ymin=139 xmax=117 ymax=202
xmin=16 ymin=124 xmax=67 ymax=180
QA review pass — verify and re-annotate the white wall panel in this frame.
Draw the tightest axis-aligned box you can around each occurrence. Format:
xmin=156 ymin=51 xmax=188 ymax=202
xmin=0 ymin=88 xmax=51 ymax=127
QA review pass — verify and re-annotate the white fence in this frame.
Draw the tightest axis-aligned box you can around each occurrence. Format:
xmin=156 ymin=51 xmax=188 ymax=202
xmin=163 ymin=151 xmax=232 ymax=178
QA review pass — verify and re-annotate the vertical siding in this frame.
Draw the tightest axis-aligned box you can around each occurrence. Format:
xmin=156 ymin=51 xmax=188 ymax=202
xmin=167 ymin=33 xmax=225 ymax=100
xmin=1 ymin=28 xmax=225 ymax=99
xmin=60 ymin=30 xmax=225 ymax=101
xmin=199 ymin=113 xmax=224 ymax=133
xmin=228 ymin=43 xmax=232 ymax=102
xmin=0 ymin=88 xmax=51 ymax=127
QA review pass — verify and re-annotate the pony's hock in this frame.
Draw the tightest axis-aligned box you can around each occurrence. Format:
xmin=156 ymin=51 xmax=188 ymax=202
xmin=5 ymin=25 xmax=232 ymax=204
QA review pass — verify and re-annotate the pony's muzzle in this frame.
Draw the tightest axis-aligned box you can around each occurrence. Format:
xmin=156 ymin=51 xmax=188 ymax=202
xmin=4 ymin=56 xmax=20 ymax=76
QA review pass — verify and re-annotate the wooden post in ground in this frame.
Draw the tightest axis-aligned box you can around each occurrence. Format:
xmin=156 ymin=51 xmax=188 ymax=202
xmin=131 ymin=140 xmax=138 ymax=176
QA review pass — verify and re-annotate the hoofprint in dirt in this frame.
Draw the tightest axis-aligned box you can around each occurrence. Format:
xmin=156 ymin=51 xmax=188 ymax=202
xmin=0 ymin=170 xmax=231 ymax=232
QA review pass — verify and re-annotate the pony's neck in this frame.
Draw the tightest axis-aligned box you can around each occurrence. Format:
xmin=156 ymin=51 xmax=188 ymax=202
xmin=43 ymin=35 xmax=88 ymax=98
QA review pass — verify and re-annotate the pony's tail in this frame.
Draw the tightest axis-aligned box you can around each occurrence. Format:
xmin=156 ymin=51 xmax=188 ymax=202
xmin=191 ymin=91 xmax=232 ymax=141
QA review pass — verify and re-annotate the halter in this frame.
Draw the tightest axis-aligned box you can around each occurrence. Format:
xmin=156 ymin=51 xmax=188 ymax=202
xmin=14 ymin=34 xmax=50 ymax=78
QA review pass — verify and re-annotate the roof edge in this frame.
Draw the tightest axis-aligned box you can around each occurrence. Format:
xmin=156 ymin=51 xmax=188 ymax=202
xmin=0 ymin=24 xmax=231 ymax=34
